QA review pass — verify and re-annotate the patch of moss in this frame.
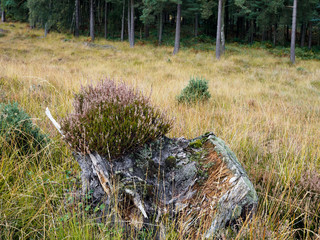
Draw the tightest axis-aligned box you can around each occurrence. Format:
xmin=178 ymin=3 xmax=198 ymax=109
xmin=189 ymin=139 xmax=203 ymax=149
xmin=165 ymin=156 xmax=176 ymax=169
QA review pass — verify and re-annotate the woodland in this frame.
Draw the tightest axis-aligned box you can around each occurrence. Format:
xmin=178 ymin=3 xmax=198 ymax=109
xmin=0 ymin=0 xmax=320 ymax=239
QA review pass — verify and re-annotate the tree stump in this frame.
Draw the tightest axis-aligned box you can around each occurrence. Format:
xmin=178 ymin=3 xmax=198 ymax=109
xmin=73 ymin=132 xmax=258 ymax=238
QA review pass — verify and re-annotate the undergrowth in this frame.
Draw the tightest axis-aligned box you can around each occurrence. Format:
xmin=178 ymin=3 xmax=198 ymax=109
xmin=60 ymin=79 xmax=173 ymax=158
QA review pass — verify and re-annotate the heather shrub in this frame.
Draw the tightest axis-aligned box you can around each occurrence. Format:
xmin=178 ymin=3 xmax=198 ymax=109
xmin=177 ymin=77 xmax=211 ymax=104
xmin=60 ymin=79 xmax=173 ymax=159
xmin=0 ymin=102 xmax=49 ymax=155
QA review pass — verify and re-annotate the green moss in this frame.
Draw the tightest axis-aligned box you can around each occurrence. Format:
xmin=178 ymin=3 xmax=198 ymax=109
xmin=189 ymin=139 xmax=203 ymax=149
xmin=165 ymin=156 xmax=176 ymax=169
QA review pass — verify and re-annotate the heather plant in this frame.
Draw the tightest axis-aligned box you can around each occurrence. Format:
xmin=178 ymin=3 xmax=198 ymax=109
xmin=0 ymin=102 xmax=48 ymax=155
xmin=177 ymin=77 xmax=211 ymax=104
xmin=60 ymin=79 xmax=173 ymax=159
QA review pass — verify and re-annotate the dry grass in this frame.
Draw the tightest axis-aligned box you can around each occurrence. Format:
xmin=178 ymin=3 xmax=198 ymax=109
xmin=0 ymin=22 xmax=320 ymax=239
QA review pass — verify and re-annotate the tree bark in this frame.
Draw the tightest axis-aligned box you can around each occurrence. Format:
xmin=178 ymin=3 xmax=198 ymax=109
xmin=1 ymin=6 xmax=5 ymax=22
xmin=220 ymin=0 xmax=226 ymax=54
xmin=121 ymin=0 xmax=125 ymax=41
xmin=104 ymin=1 xmax=108 ymax=39
xmin=75 ymin=0 xmax=80 ymax=37
xmin=290 ymin=0 xmax=297 ymax=64
xmin=173 ymin=3 xmax=181 ymax=55
xmin=194 ymin=14 xmax=198 ymax=37
xmin=0 ymin=0 xmax=2 ymax=23
xmin=308 ymin=21 xmax=312 ymax=50
xmin=44 ymin=23 xmax=48 ymax=37
xmin=225 ymin=0 xmax=228 ymax=40
xmin=130 ymin=0 xmax=134 ymax=47
xmin=158 ymin=11 xmax=163 ymax=45
xmin=216 ymin=0 xmax=222 ymax=59
xmin=90 ymin=0 xmax=95 ymax=41
xmin=127 ymin=0 xmax=131 ymax=43
xmin=70 ymin=133 xmax=258 ymax=239
xmin=273 ymin=24 xmax=277 ymax=46
xmin=301 ymin=22 xmax=306 ymax=47
xmin=144 ymin=24 xmax=149 ymax=39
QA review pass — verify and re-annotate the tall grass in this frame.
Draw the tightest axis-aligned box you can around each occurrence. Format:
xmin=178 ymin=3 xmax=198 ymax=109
xmin=0 ymin=22 xmax=319 ymax=239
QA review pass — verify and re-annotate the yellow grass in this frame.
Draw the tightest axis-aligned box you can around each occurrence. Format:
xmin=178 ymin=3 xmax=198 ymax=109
xmin=0 ymin=22 xmax=320 ymax=239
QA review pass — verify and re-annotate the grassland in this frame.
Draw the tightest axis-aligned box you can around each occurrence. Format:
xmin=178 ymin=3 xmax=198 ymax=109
xmin=0 ymin=22 xmax=320 ymax=239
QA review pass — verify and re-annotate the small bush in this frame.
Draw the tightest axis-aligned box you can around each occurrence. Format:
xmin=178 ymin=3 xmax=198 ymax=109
xmin=177 ymin=77 xmax=211 ymax=104
xmin=0 ymin=102 xmax=48 ymax=154
xmin=60 ymin=79 xmax=173 ymax=159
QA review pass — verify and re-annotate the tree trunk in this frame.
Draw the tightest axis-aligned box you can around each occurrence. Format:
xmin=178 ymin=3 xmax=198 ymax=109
xmin=1 ymin=7 xmax=5 ymax=22
xmin=308 ymin=21 xmax=312 ymax=50
xmin=194 ymin=14 xmax=198 ymax=37
xmin=158 ymin=11 xmax=163 ymax=45
xmin=90 ymin=0 xmax=95 ymax=41
xmin=127 ymin=0 xmax=131 ymax=42
xmin=249 ymin=19 xmax=254 ymax=44
xmin=144 ymin=24 xmax=149 ymax=39
xmin=225 ymin=0 xmax=228 ymax=40
xmin=44 ymin=23 xmax=48 ymax=37
xmin=104 ymin=1 xmax=108 ymax=39
xmin=318 ymin=26 xmax=320 ymax=47
xmin=220 ymin=0 xmax=226 ymax=54
xmin=130 ymin=0 xmax=134 ymax=47
xmin=273 ymin=24 xmax=277 ymax=46
xmin=121 ymin=0 xmax=125 ymax=41
xmin=173 ymin=3 xmax=181 ymax=55
xmin=0 ymin=0 xmax=2 ymax=23
xmin=69 ymin=133 xmax=258 ymax=239
xmin=301 ymin=23 xmax=306 ymax=47
xmin=75 ymin=0 xmax=80 ymax=37
xmin=290 ymin=0 xmax=297 ymax=64
xmin=216 ymin=0 xmax=222 ymax=59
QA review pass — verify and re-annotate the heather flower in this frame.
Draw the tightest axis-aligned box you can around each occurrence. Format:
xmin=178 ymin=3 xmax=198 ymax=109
xmin=60 ymin=79 xmax=173 ymax=159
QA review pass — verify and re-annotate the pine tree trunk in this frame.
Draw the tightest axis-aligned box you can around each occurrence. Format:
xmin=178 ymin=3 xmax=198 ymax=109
xmin=225 ymin=0 xmax=228 ymax=40
xmin=220 ymin=0 xmax=226 ymax=54
xmin=194 ymin=14 xmax=198 ymax=37
xmin=216 ymin=0 xmax=222 ymax=59
xmin=290 ymin=0 xmax=297 ymax=64
xmin=127 ymin=0 xmax=131 ymax=43
xmin=121 ymin=0 xmax=125 ymax=41
xmin=158 ymin=11 xmax=163 ymax=45
xmin=273 ymin=24 xmax=277 ymax=46
xmin=249 ymin=19 xmax=254 ymax=44
xmin=104 ymin=1 xmax=108 ymax=39
xmin=0 ymin=0 xmax=2 ymax=23
xmin=1 ymin=7 xmax=5 ymax=22
xmin=130 ymin=0 xmax=134 ymax=47
xmin=90 ymin=0 xmax=95 ymax=41
xmin=144 ymin=24 xmax=149 ymax=39
xmin=44 ymin=23 xmax=48 ymax=37
xmin=308 ymin=21 xmax=312 ymax=50
xmin=301 ymin=23 xmax=306 ymax=47
xmin=75 ymin=0 xmax=80 ymax=37
xmin=173 ymin=3 xmax=181 ymax=55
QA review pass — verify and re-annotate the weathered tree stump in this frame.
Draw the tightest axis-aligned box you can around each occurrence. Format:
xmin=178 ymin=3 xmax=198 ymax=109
xmin=73 ymin=132 xmax=258 ymax=238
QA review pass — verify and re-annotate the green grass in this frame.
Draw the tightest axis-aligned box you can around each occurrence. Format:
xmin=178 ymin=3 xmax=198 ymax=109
xmin=0 ymin=22 xmax=319 ymax=239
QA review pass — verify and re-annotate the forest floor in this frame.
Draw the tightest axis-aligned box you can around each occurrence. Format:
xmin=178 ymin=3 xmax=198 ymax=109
xmin=0 ymin=22 xmax=320 ymax=239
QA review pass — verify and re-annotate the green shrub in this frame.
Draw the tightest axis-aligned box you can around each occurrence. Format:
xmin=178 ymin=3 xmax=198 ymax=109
xmin=0 ymin=102 xmax=48 ymax=155
xmin=60 ymin=79 xmax=173 ymax=159
xmin=177 ymin=77 xmax=211 ymax=104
